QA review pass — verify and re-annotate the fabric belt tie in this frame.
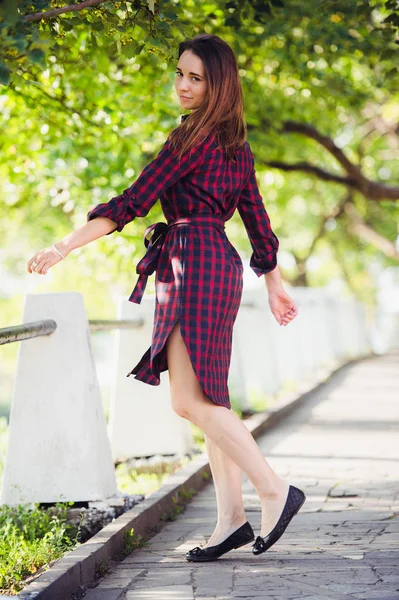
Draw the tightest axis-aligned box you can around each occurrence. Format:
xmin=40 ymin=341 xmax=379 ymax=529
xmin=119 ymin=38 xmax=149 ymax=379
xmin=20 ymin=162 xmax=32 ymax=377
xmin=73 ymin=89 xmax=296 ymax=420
xmin=128 ymin=215 xmax=225 ymax=304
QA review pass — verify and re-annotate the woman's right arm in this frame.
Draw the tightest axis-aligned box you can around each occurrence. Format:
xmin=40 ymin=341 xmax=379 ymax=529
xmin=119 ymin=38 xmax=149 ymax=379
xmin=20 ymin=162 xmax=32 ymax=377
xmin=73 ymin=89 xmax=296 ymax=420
xmin=28 ymin=133 xmax=214 ymax=275
xmin=56 ymin=217 xmax=118 ymax=257
xmin=27 ymin=217 xmax=118 ymax=274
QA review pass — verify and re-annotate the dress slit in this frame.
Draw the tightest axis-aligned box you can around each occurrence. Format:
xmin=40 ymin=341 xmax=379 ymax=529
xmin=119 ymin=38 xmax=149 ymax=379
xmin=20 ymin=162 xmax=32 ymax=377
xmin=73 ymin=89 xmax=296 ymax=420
xmin=131 ymin=314 xmax=227 ymax=409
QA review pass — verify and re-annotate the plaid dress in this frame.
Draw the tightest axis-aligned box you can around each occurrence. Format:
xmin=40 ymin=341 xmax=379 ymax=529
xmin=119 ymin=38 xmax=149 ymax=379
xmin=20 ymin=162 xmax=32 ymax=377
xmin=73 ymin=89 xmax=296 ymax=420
xmin=87 ymin=115 xmax=279 ymax=410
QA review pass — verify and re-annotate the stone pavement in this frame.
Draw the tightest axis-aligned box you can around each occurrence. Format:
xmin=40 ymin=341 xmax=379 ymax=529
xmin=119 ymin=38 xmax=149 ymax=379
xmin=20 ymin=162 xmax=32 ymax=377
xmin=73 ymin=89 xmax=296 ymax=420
xmin=82 ymin=351 xmax=399 ymax=600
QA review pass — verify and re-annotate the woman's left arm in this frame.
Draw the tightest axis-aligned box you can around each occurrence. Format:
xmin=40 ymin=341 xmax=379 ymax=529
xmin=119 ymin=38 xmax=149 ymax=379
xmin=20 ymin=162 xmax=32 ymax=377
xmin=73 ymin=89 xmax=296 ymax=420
xmin=237 ymin=153 xmax=298 ymax=325
xmin=236 ymin=161 xmax=280 ymax=279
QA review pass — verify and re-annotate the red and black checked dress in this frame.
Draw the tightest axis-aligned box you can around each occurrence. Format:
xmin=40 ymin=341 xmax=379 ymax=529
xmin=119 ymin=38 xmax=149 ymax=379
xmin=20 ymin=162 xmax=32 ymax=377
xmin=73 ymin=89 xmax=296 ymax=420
xmin=87 ymin=115 xmax=279 ymax=410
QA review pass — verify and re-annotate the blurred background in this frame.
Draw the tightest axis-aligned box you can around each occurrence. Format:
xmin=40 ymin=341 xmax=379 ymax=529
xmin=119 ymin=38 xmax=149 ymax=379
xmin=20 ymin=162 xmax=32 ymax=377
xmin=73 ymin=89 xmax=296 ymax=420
xmin=1 ymin=0 xmax=398 ymax=451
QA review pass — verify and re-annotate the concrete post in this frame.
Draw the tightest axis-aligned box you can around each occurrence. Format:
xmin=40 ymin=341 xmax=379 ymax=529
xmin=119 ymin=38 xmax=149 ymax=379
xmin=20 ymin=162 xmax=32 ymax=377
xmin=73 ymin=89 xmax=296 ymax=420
xmin=228 ymin=326 xmax=248 ymax=411
xmin=233 ymin=287 xmax=281 ymax=410
xmin=1 ymin=292 xmax=117 ymax=506
xmin=108 ymin=297 xmax=194 ymax=461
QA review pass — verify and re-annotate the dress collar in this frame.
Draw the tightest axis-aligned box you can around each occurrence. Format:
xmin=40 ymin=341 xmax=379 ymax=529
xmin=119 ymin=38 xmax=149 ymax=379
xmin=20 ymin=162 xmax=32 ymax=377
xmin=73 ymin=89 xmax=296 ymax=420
xmin=181 ymin=114 xmax=189 ymax=123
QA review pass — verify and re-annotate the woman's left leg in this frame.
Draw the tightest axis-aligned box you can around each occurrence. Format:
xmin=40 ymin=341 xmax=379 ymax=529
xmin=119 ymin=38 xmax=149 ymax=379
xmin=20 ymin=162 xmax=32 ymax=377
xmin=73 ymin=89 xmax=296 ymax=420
xmin=203 ymin=433 xmax=247 ymax=547
xmin=166 ymin=320 xmax=290 ymax=539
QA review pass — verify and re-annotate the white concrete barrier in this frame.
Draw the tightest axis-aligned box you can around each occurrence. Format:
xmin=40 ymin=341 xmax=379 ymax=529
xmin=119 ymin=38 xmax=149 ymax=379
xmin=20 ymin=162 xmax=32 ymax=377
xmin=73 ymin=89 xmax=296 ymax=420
xmin=108 ymin=297 xmax=194 ymax=460
xmin=2 ymin=283 xmax=376 ymax=501
xmin=231 ymin=287 xmax=281 ymax=411
xmin=288 ymin=289 xmax=320 ymax=378
xmin=228 ymin=326 xmax=248 ymax=411
xmin=371 ymin=309 xmax=399 ymax=353
xmin=229 ymin=285 xmax=372 ymax=412
xmin=1 ymin=292 xmax=117 ymax=506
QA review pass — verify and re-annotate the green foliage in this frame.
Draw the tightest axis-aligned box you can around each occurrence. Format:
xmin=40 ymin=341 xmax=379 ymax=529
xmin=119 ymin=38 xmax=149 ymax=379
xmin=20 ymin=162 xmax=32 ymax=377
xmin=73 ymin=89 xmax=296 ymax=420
xmin=116 ymin=466 xmax=168 ymax=496
xmin=0 ymin=0 xmax=398 ymax=365
xmin=0 ymin=1 xmax=184 ymax=88
xmin=159 ymin=486 xmax=196 ymax=522
xmin=0 ymin=501 xmax=80 ymax=595
xmin=160 ymin=492 xmax=185 ymax=521
xmin=179 ymin=485 xmax=195 ymax=500
xmin=190 ymin=422 xmax=205 ymax=450
xmin=202 ymin=470 xmax=211 ymax=481
xmin=121 ymin=527 xmax=147 ymax=556
xmin=95 ymin=558 xmax=110 ymax=578
xmin=115 ymin=453 xmax=193 ymax=496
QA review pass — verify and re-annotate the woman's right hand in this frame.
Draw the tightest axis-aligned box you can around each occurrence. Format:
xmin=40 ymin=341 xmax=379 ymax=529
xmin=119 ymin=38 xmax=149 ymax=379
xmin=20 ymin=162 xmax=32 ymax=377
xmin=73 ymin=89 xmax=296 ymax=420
xmin=26 ymin=218 xmax=118 ymax=275
xmin=27 ymin=244 xmax=66 ymax=275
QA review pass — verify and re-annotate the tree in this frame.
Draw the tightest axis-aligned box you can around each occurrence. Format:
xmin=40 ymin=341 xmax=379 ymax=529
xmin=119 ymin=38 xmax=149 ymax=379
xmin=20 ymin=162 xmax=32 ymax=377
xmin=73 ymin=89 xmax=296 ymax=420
xmin=1 ymin=0 xmax=398 ymax=316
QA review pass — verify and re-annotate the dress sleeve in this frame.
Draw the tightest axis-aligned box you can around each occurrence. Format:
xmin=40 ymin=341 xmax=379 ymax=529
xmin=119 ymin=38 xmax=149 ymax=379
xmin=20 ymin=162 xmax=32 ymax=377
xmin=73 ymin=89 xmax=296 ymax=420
xmin=87 ymin=134 xmax=213 ymax=234
xmin=237 ymin=153 xmax=279 ymax=276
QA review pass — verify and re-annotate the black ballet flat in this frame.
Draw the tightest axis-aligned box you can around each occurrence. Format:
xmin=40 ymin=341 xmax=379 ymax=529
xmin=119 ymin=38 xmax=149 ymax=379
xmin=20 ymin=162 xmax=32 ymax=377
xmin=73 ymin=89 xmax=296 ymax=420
xmin=252 ymin=485 xmax=306 ymax=556
xmin=186 ymin=521 xmax=255 ymax=562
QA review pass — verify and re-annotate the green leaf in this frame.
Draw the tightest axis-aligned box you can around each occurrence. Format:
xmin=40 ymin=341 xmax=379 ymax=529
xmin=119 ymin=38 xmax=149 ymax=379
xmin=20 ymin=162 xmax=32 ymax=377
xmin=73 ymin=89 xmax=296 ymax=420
xmin=27 ymin=48 xmax=46 ymax=67
xmin=0 ymin=62 xmax=10 ymax=86
xmin=122 ymin=41 xmax=145 ymax=58
xmin=2 ymin=0 xmax=19 ymax=26
xmin=91 ymin=21 xmax=105 ymax=31
xmin=162 ymin=10 xmax=178 ymax=20
xmin=224 ymin=17 xmax=240 ymax=27
xmin=156 ymin=21 xmax=172 ymax=36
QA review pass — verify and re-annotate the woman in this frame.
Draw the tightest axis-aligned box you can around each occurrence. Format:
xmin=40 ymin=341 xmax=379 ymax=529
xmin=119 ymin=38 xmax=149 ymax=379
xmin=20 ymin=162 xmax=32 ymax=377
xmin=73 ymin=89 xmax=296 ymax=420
xmin=27 ymin=34 xmax=305 ymax=562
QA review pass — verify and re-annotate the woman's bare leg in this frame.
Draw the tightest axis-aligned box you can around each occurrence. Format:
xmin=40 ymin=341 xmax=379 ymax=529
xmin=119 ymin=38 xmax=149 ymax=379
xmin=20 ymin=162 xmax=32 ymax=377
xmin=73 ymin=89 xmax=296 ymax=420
xmin=166 ymin=321 xmax=290 ymax=539
xmin=202 ymin=434 xmax=247 ymax=547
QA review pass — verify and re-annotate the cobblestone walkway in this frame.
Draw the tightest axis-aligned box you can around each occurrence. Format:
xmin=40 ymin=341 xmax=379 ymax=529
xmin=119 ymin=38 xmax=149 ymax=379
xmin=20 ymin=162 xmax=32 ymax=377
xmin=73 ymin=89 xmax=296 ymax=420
xmin=83 ymin=351 xmax=399 ymax=600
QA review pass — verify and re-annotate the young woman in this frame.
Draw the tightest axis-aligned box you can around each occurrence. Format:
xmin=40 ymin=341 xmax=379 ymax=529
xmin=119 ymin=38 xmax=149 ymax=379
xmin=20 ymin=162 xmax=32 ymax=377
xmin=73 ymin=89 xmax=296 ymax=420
xmin=27 ymin=34 xmax=305 ymax=562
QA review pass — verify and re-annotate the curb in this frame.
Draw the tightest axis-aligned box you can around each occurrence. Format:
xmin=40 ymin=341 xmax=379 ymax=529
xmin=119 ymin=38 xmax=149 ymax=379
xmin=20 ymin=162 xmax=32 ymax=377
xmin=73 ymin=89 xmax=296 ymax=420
xmin=17 ymin=353 xmax=374 ymax=599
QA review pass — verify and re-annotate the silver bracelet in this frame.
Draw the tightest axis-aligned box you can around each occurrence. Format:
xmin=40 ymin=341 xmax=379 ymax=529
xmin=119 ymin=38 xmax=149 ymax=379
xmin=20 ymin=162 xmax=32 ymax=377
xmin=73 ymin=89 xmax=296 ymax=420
xmin=52 ymin=244 xmax=65 ymax=259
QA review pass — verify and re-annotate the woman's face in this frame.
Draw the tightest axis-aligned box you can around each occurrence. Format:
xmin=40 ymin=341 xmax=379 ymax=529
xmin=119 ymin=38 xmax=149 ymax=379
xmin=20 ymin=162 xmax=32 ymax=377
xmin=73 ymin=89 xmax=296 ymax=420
xmin=175 ymin=50 xmax=207 ymax=112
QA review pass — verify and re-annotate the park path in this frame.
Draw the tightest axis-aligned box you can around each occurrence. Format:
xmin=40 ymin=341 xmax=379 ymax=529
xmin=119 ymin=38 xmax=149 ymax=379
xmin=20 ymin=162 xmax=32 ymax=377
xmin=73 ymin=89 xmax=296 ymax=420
xmin=82 ymin=351 xmax=399 ymax=600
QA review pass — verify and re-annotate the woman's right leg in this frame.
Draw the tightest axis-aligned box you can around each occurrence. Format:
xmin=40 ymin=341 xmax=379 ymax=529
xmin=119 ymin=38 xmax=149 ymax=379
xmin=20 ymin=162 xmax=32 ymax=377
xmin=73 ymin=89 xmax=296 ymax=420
xmin=202 ymin=434 xmax=247 ymax=547
xmin=166 ymin=321 xmax=290 ymax=541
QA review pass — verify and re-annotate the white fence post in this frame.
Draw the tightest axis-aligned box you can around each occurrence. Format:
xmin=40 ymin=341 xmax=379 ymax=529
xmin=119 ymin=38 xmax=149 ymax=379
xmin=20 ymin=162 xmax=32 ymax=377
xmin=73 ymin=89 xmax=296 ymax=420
xmin=228 ymin=326 xmax=248 ymax=410
xmin=232 ymin=287 xmax=281 ymax=411
xmin=109 ymin=297 xmax=194 ymax=461
xmin=1 ymin=292 xmax=117 ymax=506
xmin=231 ymin=285 xmax=374 ymax=413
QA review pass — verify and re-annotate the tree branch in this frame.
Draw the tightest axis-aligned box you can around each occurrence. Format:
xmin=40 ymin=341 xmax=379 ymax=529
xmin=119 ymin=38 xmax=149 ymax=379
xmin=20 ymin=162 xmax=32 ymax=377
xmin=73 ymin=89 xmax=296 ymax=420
xmin=343 ymin=202 xmax=399 ymax=259
xmin=265 ymin=120 xmax=399 ymax=201
xmin=282 ymin=120 xmax=363 ymax=178
xmin=264 ymin=160 xmax=357 ymax=187
xmin=22 ymin=0 xmax=110 ymax=23
xmin=9 ymin=68 xmax=103 ymax=130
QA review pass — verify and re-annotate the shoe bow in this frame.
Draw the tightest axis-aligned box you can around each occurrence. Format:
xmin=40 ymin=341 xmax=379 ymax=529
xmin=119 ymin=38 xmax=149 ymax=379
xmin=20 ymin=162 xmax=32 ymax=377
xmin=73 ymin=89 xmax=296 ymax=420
xmin=187 ymin=546 xmax=204 ymax=556
xmin=253 ymin=535 xmax=267 ymax=552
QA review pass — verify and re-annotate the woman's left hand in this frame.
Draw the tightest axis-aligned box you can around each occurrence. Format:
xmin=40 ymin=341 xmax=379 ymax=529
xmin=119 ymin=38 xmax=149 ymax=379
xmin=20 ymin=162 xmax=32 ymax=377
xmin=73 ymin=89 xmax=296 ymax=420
xmin=268 ymin=287 xmax=298 ymax=326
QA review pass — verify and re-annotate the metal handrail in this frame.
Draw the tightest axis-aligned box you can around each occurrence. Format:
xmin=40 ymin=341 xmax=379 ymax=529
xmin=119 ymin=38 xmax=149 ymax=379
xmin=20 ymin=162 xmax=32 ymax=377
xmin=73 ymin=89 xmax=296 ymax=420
xmin=0 ymin=318 xmax=144 ymax=346
xmin=89 ymin=319 xmax=144 ymax=331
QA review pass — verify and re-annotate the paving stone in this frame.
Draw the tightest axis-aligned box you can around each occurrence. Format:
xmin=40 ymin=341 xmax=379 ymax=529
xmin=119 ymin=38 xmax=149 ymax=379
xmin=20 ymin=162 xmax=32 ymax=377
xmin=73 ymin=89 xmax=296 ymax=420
xmin=129 ymin=567 xmax=192 ymax=588
xmin=94 ymin=570 xmax=145 ymax=591
xmin=125 ymin=585 xmax=194 ymax=599
xmin=193 ymin=566 xmax=234 ymax=595
xmin=352 ymin=594 xmax=399 ymax=599
xmin=85 ymin=353 xmax=399 ymax=600
xmin=194 ymin=597 xmax=232 ymax=600
xmin=96 ymin=578 xmax=133 ymax=589
xmin=83 ymin=589 xmax=123 ymax=600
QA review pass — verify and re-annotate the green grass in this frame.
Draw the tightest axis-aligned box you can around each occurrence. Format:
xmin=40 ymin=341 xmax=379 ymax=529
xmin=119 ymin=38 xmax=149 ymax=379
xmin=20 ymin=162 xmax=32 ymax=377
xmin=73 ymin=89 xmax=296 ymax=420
xmin=0 ymin=419 xmax=212 ymax=594
xmin=0 ymin=502 xmax=81 ymax=595
xmin=115 ymin=422 xmax=206 ymax=497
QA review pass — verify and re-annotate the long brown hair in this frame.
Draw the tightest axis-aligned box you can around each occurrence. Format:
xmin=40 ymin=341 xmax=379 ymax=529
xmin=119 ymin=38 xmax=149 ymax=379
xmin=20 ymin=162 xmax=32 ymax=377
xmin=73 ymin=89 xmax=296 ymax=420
xmin=166 ymin=34 xmax=247 ymax=162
